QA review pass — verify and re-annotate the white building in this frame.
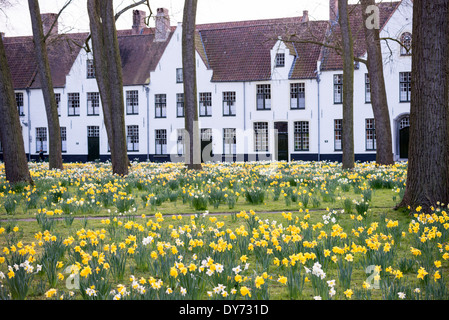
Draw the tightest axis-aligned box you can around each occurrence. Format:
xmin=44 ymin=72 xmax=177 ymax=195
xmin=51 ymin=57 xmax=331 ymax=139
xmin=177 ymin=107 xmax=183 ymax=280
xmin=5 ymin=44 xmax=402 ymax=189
xmin=1 ymin=0 xmax=413 ymax=163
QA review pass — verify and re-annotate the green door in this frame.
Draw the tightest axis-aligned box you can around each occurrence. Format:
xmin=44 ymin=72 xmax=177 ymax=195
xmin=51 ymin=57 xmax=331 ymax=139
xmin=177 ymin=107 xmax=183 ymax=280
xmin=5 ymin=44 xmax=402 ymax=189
xmin=275 ymin=122 xmax=289 ymax=161
xmin=399 ymin=126 xmax=409 ymax=159
xmin=88 ymin=137 xmax=100 ymax=162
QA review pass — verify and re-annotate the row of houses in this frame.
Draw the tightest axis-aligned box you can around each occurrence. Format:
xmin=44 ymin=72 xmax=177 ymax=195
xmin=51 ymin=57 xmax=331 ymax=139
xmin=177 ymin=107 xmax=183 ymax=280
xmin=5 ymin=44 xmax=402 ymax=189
xmin=1 ymin=0 xmax=413 ymax=163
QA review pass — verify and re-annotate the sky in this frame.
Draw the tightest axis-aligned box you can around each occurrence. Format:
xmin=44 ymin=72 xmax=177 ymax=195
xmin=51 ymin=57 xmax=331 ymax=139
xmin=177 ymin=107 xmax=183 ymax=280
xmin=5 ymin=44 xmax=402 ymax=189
xmin=0 ymin=0 xmax=335 ymax=37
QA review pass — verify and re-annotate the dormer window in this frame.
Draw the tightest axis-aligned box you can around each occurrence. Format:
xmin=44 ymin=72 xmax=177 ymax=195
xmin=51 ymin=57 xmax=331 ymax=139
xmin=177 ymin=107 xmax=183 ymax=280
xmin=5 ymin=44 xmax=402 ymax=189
xmin=400 ymin=32 xmax=412 ymax=56
xmin=275 ymin=53 xmax=285 ymax=67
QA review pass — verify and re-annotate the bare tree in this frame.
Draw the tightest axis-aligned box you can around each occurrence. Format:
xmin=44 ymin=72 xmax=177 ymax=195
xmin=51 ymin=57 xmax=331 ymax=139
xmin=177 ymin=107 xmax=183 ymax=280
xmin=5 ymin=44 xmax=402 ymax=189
xmin=0 ymin=35 xmax=33 ymax=186
xmin=361 ymin=0 xmax=394 ymax=166
xmin=87 ymin=0 xmax=129 ymax=176
xmin=339 ymin=0 xmax=355 ymax=170
xmin=398 ymin=0 xmax=449 ymax=213
xmin=28 ymin=0 xmax=64 ymax=170
xmin=182 ymin=0 xmax=202 ymax=170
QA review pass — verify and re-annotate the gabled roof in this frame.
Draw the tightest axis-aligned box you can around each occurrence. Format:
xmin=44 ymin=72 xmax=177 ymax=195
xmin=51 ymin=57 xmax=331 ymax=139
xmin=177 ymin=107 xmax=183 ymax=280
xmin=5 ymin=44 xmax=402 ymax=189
xmin=4 ymin=33 xmax=88 ymax=89
xmin=320 ymin=1 xmax=401 ymax=71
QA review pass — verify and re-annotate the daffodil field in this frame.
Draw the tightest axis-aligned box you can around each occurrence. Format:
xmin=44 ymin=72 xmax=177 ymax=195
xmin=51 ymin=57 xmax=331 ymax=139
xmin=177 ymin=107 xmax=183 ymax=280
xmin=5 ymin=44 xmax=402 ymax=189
xmin=0 ymin=160 xmax=448 ymax=300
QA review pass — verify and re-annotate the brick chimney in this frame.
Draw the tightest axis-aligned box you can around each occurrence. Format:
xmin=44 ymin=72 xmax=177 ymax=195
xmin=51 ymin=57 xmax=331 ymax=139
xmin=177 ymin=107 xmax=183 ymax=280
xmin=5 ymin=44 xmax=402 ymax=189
xmin=302 ymin=10 xmax=309 ymax=23
xmin=329 ymin=0 xmax=338 ymax=23
xmin=41 ymin=13 xmax=58 ymax=35
xmin=132 ymin=10 xmax=146 ymax=35
xmin=155 ymin=8 xmax=170 ymax=42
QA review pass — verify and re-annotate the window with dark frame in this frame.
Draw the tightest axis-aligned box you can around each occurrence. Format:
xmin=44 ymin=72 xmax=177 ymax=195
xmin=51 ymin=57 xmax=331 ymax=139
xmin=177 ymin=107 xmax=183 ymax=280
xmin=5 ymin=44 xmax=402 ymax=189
xmin=399 ymin=72 xmax=411 ymax=102
xmin=256 ymin=84 xmax=271 ymax=110
xmin=333 ymin=74 xmax=343 ymax=104
xmin=55 ymin=93 xmax=61 ymax=116
xmin=87 ymin=125 xmax=99 ymax=138
xmin=400 ymin=32 xmax=412 ymax=56
xmin=16 ymin=92 xmax=24 ymax=116
xmin=60 ymin=126 xmax=67 ymax=153
xmin=334 ymin=119 xmax=342 ymax=151
xmin=223 ymin=128 xmax=236 ymax=155
xmin=86 ymin=59 xmax=95 ymax=79
xmin=254 ymin=122 xmax=268 ymax=152
xmin=223 ymin=91 xmax=236 ymax=116
xmin=127 ymin=125 xmax=139 ymax=152
xmin=36 ymin=127 xmax=47 ymax=153
xmin=68 ymin=93 xmax=80 ymax=116
xmin=155 ymin=94 xmax=167 ymax=118
xmin=366 ymin=118 xmax=376 ymax=151
xmin=275 ymin=53 xmax=285 ymax=67
xmin=87 ymin=92 xmax=100 ymax=116
xmin=177 ymin=129 xmax=185 ymax=156
xmin=294 ymin=121 xmax=309 ymax=151
xmin=365 ymin=73 xmax=371 ymax=103
xmin=199 ymin=92 xmax=212 ymax=116
xmin=176 ymin=68 xmax=183 ymax=83
xmin=155 ymin=129 xmax=167 ymax=155
xmin=126 ymin=90 xmax=139 ymax=115
xmin=176 ymin=93 xmax=184 ymax=117
xmin=290 ymin=83 xmax=305 ymax=109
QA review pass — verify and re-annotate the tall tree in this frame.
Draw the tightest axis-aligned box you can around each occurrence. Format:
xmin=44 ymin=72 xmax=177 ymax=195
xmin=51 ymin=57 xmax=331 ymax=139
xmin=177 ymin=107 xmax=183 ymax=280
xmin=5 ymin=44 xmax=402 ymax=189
xmin=398 ymin=0 xmax=449 ymax=213
xmin=182 ymin=0 xmax=202 ymax=170
xmin=0 ymin=35 xmax=33 ymax=185
xmin=361 ymin=0 xmax=394 ymax=166
xmin=28 ymin=0 xmax=63 ymax=170
xmin=87 ymin=0 xmax=129 ymax=176
xmin=338 ymin=0 xmax=355 ymax=170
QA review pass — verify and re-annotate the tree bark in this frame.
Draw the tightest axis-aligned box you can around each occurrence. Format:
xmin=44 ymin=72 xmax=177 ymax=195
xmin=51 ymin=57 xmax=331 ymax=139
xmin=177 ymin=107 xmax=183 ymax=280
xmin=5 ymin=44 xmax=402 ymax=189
xmin=182 ymin=0 xmax=202 ymax=170
xmin=87 ymin=0 xmax=129 ymax=176
xmin=28 ymin=0 xmax=64 ymax=171
xmin=0 ymin=36 xmax=33 ymax=186
xmin=398 ymin=0 xmax=449 ymax=212
xmin=361 ymin=0 xmax=394 ymax=166
xmin=339 ymin=0 xmax=355 ymax=170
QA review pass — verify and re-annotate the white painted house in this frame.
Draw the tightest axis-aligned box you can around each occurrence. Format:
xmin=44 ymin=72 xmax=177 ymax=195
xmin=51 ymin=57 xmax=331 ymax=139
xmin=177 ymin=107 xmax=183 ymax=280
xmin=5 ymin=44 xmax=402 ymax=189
xmin=1 ymin=0 xmax=413 ymax=163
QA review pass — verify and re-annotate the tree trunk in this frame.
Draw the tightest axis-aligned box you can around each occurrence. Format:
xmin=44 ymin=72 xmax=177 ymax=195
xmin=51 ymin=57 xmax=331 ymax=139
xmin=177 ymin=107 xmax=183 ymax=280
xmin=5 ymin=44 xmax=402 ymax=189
xmin=87 ymin=0 xmax=129 ymax=176
xmin=28 ymin=0 xmax=64 ymax=171
xmin=361 ymin=0 xmax=394 ymax=166
xmin=182 ymin=0 xmax=202 ymax=170
xmin=398 ymin=0 xmax=449 ymax=212
xmin=0 ymin=36 xmax=33 ymax=186
xmin=339 ymin=0 xmax=355 ymax=170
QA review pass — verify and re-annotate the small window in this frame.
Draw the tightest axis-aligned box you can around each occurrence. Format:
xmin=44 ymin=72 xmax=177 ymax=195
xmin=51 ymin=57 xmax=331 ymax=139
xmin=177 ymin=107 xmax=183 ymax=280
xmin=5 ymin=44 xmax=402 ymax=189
xmin=16 ymin=92 xmax=24 ymax=116
xmin=87 ymin=125 xmax=99 ymax=138
xmin=256 ymin=84 xmax=271 ymax=110
xmin=275 ymin=53 xmax=285 ymax=67
xmin=127 ymin=125 xmax=139 ymax=152
xmin=199 ymin=92 xmax=212 ymax=117
xmin=155 ymin=94 xmax=167 ymax=118
xmin=333 ymin=74 xmax=343 ymax=104
xmin=294 ymin=121 xmax=309 ymax=151
xmin=399 ymin=72 xmax=411 ymax=102
xmin=223 ymin=91 xmax=236 ymax=116
xmin=126 ymin=90 xmax=139 ymax=115
xmin=223 ymin=128 xmax=236 ymax=155
xmin=176 ymin=93 xmax=185 ymax=117
xmin=176 ymin=68 xmax=183 ymax=83
xmin=366 ymin=118 xmax=376 ymax=151
xmin=365 ymin=73 xmax=371 ymax=103
xmin=254 ymin=122 xmax=268 ymax=152
xmin=290 ymin=83 xmax=305 ymax=109
xmin=68 ymin=93 xmax=80 ymax=116
xmin=36 ymin=127 xmax=47 ymax=153
xmin=155 ymin=129 xmax=167 ymax=155
xmin=60 ymin=127 xmax=67 ymax=153
xmin=334 ymin=119 xmax=342 ymax=151
xmin=87 ymin=92 xmax=100 ymax=116
xmin=87 ymin=59 xmax=95 ymax=79
xmin=55 ymin=93 xmax=61 ymax=116
xmin=400 ymin=32 xmax=412 ymax=56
